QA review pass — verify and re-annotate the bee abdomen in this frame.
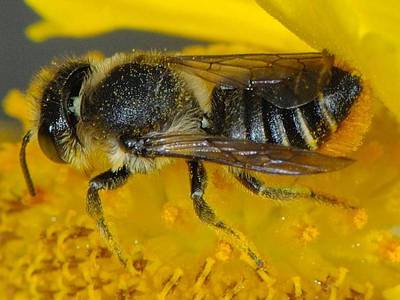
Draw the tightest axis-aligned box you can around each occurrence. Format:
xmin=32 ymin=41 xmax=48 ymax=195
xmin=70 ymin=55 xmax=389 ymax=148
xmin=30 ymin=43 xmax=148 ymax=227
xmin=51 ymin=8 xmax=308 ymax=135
xmin=209 ymin=67 xmax=361 ymax=150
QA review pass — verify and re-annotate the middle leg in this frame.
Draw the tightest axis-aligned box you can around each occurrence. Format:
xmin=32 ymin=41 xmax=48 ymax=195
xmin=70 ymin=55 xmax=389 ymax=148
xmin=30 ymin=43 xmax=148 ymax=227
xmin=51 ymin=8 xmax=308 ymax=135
xmin=188 ymin=160 xmax=266 ymax=270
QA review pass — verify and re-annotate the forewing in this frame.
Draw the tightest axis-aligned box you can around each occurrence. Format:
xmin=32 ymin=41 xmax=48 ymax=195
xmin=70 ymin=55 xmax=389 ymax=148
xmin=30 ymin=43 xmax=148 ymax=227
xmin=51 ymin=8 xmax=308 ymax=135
xmin=144 ymin=134 xmax=352 ymax=175
xmin=167 ymin=52 xmax=334 ymax=109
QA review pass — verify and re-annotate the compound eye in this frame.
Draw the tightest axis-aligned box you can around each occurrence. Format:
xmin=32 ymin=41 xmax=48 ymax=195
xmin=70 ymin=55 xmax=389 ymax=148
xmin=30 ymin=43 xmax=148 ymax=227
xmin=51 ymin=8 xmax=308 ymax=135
xmin=38 ymin=122 xmax=67 ymax=164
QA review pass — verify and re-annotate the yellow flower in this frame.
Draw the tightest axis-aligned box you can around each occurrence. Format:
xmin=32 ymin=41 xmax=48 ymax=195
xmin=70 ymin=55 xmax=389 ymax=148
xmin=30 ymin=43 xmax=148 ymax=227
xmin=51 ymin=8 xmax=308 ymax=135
xmin=0 ymin=0 xmax=399 ymax=299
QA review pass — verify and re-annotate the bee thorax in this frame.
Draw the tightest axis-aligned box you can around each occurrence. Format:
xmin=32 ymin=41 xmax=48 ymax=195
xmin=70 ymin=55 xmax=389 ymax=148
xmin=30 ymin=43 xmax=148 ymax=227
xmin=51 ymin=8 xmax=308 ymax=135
xmin=80 ymin=61 xmax=194 ymax=138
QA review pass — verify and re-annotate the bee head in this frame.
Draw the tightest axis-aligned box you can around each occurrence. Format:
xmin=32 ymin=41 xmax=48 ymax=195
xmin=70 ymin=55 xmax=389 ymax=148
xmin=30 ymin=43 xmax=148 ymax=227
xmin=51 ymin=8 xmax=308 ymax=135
xmin=20 ymin=60 xmax=92 ymax=196
xmin=37 ymin=62 xmax=91 ymax=163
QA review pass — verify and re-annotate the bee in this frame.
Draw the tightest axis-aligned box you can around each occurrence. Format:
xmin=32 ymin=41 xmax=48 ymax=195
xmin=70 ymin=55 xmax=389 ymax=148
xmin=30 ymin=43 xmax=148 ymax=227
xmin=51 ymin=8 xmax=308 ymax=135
xmin=20 ymin=50 xmax=365 ymax=269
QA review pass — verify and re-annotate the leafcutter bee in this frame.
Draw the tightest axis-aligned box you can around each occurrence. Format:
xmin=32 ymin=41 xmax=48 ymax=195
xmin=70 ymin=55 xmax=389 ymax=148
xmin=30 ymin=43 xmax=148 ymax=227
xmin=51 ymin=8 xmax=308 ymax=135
xmin=20 ymin=50 xmax=363 ymax=269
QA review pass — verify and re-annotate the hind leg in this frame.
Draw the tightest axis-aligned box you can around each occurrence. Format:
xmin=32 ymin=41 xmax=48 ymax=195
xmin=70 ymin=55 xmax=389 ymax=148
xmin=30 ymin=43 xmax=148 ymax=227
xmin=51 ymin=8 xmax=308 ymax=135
xmin=231 ymin=169 xmax=356 ymax=210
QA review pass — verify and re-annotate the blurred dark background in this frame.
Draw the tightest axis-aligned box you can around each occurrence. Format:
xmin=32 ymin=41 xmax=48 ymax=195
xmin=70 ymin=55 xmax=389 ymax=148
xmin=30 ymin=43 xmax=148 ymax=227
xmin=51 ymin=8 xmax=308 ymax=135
xmin=0 ymin=1 xmax=203 ymax=139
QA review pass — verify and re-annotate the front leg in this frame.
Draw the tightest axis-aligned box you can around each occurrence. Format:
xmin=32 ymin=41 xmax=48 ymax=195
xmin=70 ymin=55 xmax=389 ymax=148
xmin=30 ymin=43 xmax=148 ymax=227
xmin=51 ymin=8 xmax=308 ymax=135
xmin=188 ymin=160 xmax=266 ymax=270
xmin=87 ymin=166 xmax=130 ymax=265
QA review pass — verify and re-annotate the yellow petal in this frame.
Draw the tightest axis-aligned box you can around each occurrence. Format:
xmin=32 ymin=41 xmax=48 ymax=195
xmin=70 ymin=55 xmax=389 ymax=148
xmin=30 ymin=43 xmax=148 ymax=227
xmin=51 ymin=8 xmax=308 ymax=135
xmin=24 ymin=0 xmax=311 ymax=51
xmin=257 ymin=0 xmax=400 ymax=120
xmin=2 ymin=89 xmax=31 ymax=130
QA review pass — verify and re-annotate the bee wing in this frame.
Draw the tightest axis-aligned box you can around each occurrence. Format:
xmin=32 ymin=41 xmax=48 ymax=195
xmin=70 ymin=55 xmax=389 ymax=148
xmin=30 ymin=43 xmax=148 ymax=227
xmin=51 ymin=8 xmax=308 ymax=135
xmin=167 ymin=52 xmax=334 ymax=109
xmin=144 ymin=134 xmax=353 ymax=175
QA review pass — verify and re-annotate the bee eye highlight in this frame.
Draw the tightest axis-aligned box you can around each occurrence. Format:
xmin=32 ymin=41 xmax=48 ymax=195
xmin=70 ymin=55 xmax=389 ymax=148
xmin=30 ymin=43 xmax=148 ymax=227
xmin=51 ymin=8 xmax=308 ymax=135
xmin=62 ymin=65 xmax=91 ymax=129
xmin=38 ymin=122 xmax=67 ymax=164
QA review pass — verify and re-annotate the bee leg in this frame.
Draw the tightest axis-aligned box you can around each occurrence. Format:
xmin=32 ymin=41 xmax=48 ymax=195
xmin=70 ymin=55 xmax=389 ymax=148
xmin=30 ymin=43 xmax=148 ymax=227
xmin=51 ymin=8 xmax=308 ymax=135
xmin=87 ymin=166 xmax=130 ymax=266
xmin=188 ymin=160 xmax=266 ymax=270
xmin=232 ymin=169 xmax=356 ymax=210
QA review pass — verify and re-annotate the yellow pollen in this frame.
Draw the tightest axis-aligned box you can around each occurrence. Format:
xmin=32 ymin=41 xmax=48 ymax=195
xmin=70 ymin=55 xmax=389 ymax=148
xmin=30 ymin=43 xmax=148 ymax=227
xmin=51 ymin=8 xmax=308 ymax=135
xmin=353 ymin=208 xmax=368 ymax=229
xmin=215 ymin=240 xmax=233 ymax=261
xmin=379 ymin=237 xmax=400 ymax=263
xmin=162 ymin=203 xmax=180 ymax=225
xmin=295 ymin=223 xmax=320 ymax=243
